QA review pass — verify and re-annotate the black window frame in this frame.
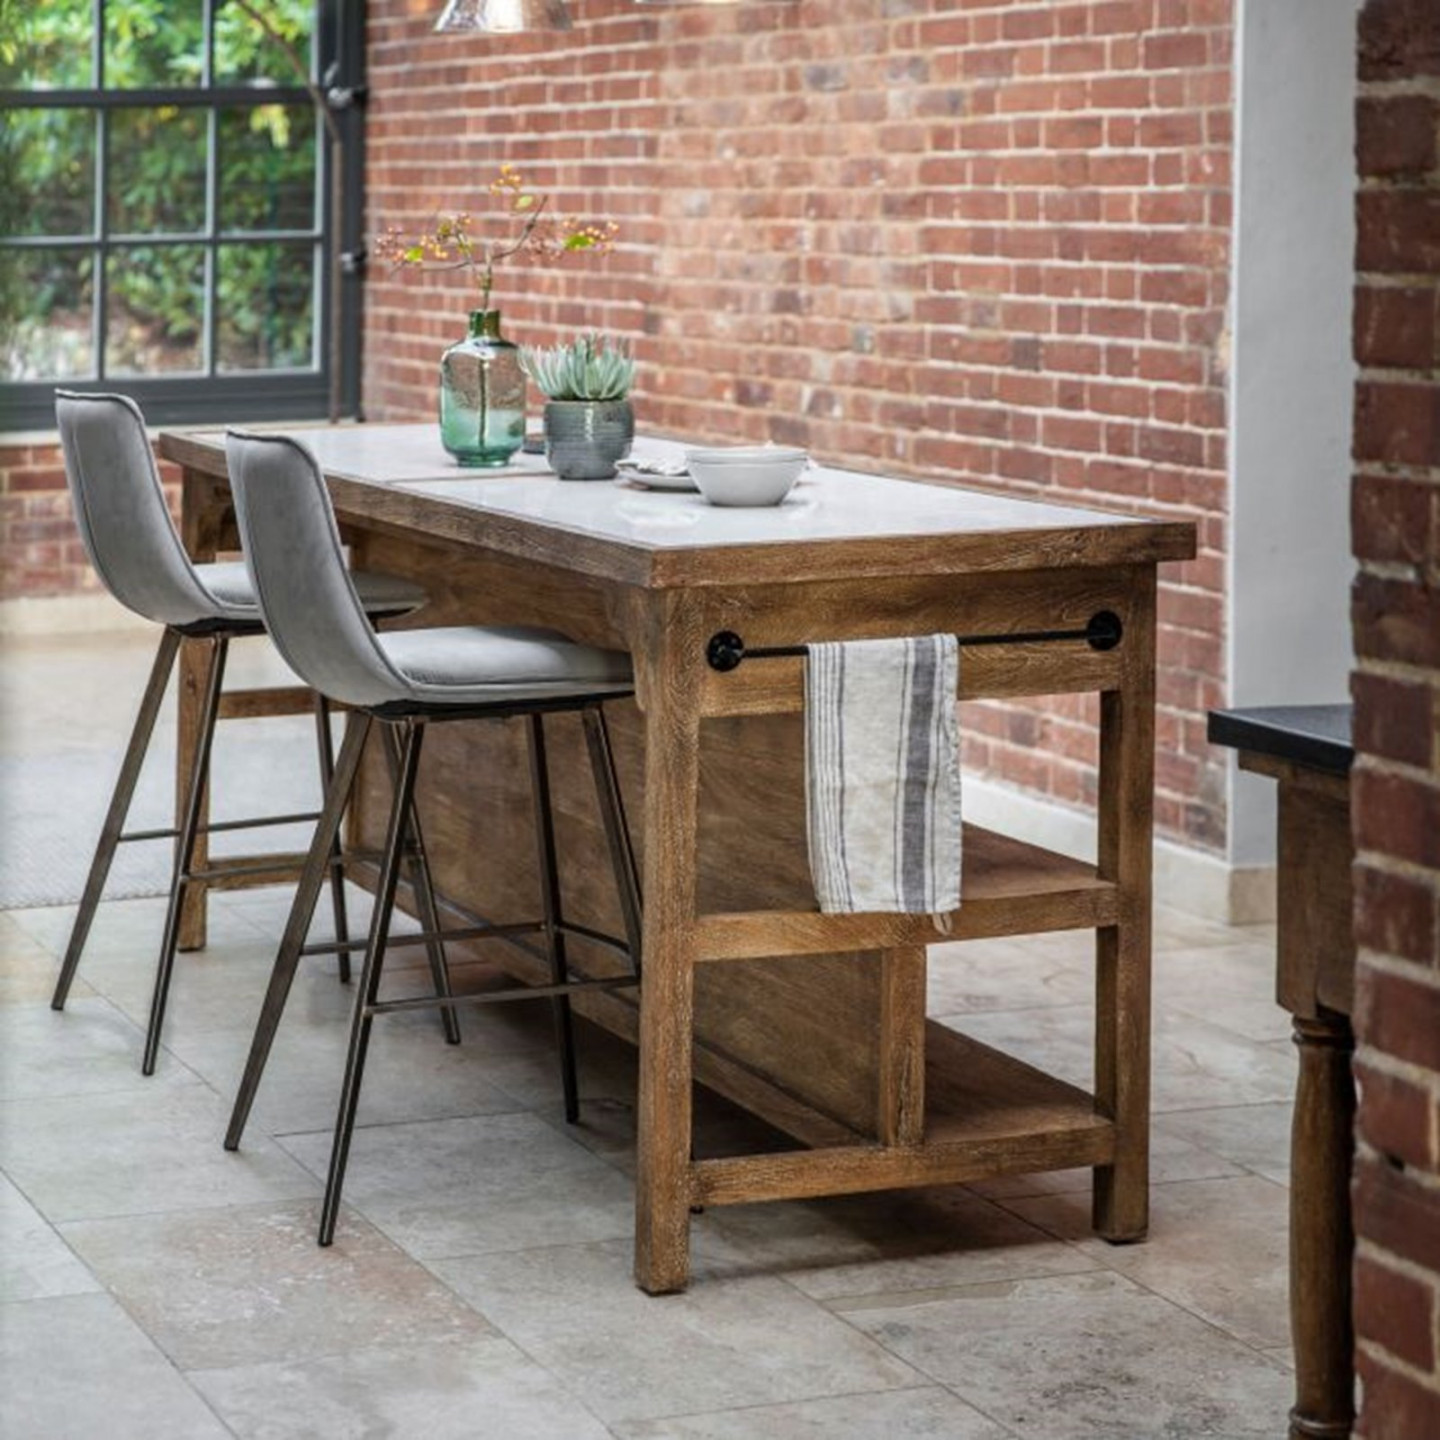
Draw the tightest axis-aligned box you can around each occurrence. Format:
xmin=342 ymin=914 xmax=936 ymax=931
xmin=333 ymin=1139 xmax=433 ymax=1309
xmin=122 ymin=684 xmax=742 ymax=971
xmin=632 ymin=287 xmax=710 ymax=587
xmin=0 ymin=0 xmax=366 ymax=431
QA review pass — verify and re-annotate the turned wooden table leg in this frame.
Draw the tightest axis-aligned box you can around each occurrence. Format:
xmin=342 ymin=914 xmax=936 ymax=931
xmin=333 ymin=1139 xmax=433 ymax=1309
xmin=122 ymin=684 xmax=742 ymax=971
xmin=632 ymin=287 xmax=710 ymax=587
xmin=1211 ymin=742 xmax=1356 ymax=1438
xmin=1093 ymin=570 xmax=1155 ymax=1242
xmin=633 ymin=595 xmax=704 ymax=1295
xmin=1288 ymin=1011 xmax=1356 ymax=1440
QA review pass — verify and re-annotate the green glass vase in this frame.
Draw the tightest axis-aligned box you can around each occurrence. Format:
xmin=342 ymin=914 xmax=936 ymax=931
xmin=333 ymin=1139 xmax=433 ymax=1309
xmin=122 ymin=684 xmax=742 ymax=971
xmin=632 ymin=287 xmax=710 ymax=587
xmin=438 ymin=309 xmax=525 ymax=468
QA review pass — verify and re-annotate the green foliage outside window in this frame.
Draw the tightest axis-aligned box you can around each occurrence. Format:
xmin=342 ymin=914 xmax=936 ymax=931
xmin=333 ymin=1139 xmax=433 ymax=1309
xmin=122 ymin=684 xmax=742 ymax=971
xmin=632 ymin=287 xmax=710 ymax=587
xmin=0 ymin=0 xmax=319 ymax=389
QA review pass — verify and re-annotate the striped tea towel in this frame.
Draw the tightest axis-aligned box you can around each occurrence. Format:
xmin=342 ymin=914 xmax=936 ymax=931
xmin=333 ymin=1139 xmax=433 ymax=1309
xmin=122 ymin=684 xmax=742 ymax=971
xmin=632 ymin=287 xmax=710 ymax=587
xmin=805 ymin=634 xmax=962 ymax=915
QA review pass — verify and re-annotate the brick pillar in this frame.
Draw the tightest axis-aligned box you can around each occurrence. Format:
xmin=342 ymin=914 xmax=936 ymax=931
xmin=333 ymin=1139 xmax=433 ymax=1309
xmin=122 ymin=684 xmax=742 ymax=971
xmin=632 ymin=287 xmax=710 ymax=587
xmin=1350 ymin=1 xmax=1440 ymax=1435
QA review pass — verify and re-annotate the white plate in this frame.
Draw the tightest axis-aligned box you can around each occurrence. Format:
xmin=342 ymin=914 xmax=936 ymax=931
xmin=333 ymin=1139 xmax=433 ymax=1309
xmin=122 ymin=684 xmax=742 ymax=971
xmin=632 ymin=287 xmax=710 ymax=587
xmin=615 ymin=460 xmax=699 ymax=492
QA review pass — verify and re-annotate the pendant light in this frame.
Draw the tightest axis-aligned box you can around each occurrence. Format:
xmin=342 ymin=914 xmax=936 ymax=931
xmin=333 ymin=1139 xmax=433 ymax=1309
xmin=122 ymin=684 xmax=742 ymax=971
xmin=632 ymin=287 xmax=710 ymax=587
xmin=435 ymin=0 xmax=573 ymax=34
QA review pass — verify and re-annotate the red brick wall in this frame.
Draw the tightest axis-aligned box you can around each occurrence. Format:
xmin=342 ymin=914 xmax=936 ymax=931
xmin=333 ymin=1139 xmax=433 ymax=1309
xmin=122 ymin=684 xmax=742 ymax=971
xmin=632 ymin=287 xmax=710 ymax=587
xmin=0 ymin=440 xmax=96 ymax=602
xmin=365 ymin=0 xmax=1234 ymax=851
xmin=0 ymin=438 xmax=178 ymax=602
xmin=1350 ymin=0 xmax=1440 ymax=1433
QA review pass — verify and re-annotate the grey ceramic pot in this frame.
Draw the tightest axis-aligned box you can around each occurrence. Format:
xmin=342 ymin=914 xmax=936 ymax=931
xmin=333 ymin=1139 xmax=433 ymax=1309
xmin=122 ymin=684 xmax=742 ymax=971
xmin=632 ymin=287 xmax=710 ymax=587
xmin=543 ymin=399 xmax=634 ymax=481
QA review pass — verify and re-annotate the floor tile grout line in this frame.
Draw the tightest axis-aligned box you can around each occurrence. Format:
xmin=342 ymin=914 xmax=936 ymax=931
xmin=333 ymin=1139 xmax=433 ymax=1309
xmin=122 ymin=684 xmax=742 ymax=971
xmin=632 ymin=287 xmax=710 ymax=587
xmin=1082 ymin=1263 xmax=1298 ymax=1370
xmin=177 ymin=1332 xmax=620 ymax=1439
xmin=812 ymin=1260 xmax=1110 ymax=1317
xmin=0 ymin=1003 xmax=218 ymax=1105
xmin=46 ymin=1198 xmax=535 ymax=1397
xmin=819 ymin=1298 xmax=1033 ymax=1435
xmin=971 ymin=1189 xmax=1299 ymax=1365
xmin=14 ymin=1182 xmax=329 ymax=1228
xmin=259 ymin=1100 xmax=539 ymax=1140
xmin=0 ymin=1290 xmax=245 ymax=1439
xmin=601 ymin=1378 xmax=969 ymax=1434
xmin=423 ymin=1288 xmax=624 ymax=1437
xmin=972 ymin=1157 xmax=1292 ymax=1206
xmin=0 ymin=1164 xmax=112 ymax=1300
xmin=939 ymin=1383 xmax=1029 ymax=1439
xmin=267 ymin=1100 xmax=647 ymax=1200
xmin=1155 ymin=1098 xmax=1296 ymax=1117
xmin=832 ymin=1268 xmax=1292 ymax=1434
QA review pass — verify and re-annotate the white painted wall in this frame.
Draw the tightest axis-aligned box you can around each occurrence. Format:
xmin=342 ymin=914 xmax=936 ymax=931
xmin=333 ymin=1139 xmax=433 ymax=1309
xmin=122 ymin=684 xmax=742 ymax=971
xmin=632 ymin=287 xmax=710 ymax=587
xmin=1226 ymin=0 xmax=1360 ymax=868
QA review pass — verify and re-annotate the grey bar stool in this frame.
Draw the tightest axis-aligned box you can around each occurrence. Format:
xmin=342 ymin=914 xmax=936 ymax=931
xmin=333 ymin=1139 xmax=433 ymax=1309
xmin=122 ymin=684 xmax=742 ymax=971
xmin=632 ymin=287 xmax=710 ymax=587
xmin=221 ymin=429 xmax=643 ymax=1246
xmin=49 ymin=390 xmax=455 ymax=1074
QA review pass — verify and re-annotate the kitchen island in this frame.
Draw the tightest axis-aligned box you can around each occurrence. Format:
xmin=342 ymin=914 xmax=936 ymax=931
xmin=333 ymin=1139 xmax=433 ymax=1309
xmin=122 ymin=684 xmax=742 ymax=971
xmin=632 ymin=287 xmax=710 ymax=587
xmin=159 ymin=423 xmax=1196 ymax=1293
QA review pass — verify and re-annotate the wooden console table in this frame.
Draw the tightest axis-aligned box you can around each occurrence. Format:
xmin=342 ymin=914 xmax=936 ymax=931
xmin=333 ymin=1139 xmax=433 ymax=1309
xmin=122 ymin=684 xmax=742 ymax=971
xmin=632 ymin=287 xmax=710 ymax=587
xmin=160 ymin=423 xmax=1194 ymax=1294
xmin=1209 ymin=705 xmax=1356 ymax=1440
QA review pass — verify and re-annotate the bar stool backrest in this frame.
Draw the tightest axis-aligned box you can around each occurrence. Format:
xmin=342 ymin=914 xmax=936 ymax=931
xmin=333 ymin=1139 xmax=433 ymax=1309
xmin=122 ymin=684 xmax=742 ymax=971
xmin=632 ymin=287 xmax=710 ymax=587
xmin=225 ymin=429 xmax=411 ymax=708
xmin=55 ymin=390 xmax=219 ymax=628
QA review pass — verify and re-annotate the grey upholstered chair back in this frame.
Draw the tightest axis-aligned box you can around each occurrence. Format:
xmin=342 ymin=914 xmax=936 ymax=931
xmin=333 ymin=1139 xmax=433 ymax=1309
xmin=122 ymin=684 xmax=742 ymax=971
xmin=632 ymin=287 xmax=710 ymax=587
xmin=55 ymin=390 xmax=218 ymax=627
xmin=224 ymin=429 xmax=410 ymax=708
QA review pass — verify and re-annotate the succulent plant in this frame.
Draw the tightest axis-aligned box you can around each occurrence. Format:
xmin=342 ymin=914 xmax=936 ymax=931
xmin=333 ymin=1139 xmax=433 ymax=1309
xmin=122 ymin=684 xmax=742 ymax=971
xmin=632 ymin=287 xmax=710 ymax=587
xmin=520 ymin=333 xmax=635 ymax=403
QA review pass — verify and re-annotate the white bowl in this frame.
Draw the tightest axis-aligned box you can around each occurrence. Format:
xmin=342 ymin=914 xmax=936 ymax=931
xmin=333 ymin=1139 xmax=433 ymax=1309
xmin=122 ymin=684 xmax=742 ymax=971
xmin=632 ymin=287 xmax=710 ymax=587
xmin=685 ymin=447 xmax=807 ymax=507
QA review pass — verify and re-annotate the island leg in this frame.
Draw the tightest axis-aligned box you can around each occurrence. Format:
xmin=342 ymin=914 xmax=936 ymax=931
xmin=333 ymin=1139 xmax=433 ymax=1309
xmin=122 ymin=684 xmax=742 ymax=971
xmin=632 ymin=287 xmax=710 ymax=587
xmin=177 ymin=468 xmax=225 ymax=952
xmin=633 ymin=596 xmax=704 ymax=1295
xmin=1093 ymin=571 xmax=1155 ymax=1243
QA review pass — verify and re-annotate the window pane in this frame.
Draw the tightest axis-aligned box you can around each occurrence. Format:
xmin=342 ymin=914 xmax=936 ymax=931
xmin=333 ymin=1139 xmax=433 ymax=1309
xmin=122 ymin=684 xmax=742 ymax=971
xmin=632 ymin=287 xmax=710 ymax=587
xmin=213 ymin=0 xmax=315 ymax=86
xmin=2 ymin=110 xmax=97 ymax=238
xmin=0 ymin=248 xmax=95 ymax=380
xmin=105 ymin=244 xmax=206 ymax=375
xmin=104 ymin=0 xmax=204 ymax=87
xmin=216 ymin=241 xmax=316 ymax=371
xmin=0 ymin=0 xmax=94 ymax=89
xmin=108 ymin=107 xmax=208 ymax=235
xmin=218 ymin=106 xmax=317 ymax=233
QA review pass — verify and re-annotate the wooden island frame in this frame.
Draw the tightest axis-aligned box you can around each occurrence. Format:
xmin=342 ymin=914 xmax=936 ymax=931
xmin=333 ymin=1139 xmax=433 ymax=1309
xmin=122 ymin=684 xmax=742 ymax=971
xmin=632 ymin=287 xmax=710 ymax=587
xmin=159 ymin=424 xmax=1196 ymax=1294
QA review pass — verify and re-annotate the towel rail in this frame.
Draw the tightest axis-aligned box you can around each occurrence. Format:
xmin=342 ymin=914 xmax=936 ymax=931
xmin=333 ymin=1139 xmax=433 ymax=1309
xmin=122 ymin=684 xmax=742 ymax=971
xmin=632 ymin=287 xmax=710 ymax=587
xmin=704 ymin=609 xmax=1123 ymax=673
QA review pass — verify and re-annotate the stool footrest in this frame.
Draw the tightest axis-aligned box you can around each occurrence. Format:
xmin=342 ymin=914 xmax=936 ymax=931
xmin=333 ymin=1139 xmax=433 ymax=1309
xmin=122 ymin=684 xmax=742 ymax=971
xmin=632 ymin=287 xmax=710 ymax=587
xmin=300 ymin=919 xmax=544 ymax=959
xmin=122 ymin=810 xmax=322 ymax=843
xmin=366 ymin=974 xmax=638 ymax=1018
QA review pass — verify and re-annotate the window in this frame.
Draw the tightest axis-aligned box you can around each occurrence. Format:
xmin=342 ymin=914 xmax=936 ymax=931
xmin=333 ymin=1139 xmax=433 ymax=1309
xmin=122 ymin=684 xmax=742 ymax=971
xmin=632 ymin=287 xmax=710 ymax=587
xmin=0 ymin=0 xmax=363 ymax=429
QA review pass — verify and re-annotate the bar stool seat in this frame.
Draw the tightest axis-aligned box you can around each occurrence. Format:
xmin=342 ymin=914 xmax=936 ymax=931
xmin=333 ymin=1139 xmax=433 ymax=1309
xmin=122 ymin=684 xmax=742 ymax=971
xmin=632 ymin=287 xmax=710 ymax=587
xmin=198 ymin=560 xmax=426 ymax=623
xmin=49 ymin=389 xmax=445 ymax=1077
xmin=370 ymin=625 xmax=633 ymax=706
xmin=222 ymin=428 xmax=644 ymax=1247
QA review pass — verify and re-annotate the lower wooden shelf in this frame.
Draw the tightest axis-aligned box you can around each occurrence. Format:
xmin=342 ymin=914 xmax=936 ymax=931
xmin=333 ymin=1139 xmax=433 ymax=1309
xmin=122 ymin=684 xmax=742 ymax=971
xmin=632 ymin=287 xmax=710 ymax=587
xmin=923 ymin=1019 xmax=1110 ymax=1151
xmin=691 ymin=1021 xmax=1114 ymax=1206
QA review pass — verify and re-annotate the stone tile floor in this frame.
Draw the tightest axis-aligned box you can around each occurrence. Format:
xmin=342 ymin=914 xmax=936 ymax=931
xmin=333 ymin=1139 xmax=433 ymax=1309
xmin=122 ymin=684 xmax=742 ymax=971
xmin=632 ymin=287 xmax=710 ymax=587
xmin=0 ymin=631 xmax=1297 ymax=1438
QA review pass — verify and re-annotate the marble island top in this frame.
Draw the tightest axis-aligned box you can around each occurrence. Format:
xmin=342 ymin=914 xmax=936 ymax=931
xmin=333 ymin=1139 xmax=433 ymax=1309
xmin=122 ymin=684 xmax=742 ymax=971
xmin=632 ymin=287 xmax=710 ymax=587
xmin=164 ymin=422 xmax=1197 ymax=587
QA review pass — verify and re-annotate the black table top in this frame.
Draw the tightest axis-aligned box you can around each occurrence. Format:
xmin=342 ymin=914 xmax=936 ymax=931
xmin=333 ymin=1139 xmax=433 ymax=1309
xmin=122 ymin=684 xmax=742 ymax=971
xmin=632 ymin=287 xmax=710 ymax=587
xmin=1207 ymin=704 xmax=1353 ymax=775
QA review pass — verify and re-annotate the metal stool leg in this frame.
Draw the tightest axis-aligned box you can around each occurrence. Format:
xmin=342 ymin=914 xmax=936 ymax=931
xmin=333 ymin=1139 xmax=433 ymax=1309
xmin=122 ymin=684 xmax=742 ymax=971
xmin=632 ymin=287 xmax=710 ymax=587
xmin=226 ymin=711 xmax=373 ymax=1151
xmin=143 ymin=634 xmax=228 ymax=1076
xmin=52 ymin=628 xmax=182 ymax=1010
xmin=526 ymin=713 xmax=580 ymax=1125
xmin=319 ymin=719 xmax=421 ymax=1246
xmin=581 ymin=705 xmax=643 ymax=977
xmin=313 ymin=695 xmax=352 ymax=984
xmin=381 ymin=727 xmax=460 ymax=1046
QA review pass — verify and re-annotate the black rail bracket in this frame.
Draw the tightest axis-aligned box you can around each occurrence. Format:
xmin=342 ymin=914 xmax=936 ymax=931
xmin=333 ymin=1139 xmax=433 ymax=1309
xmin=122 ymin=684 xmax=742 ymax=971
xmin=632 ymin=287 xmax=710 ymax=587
xmin=1086 ymin=611 xmax=1124 ymax=651
xmin=706 ymin=631 xmax=746 ymax=672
